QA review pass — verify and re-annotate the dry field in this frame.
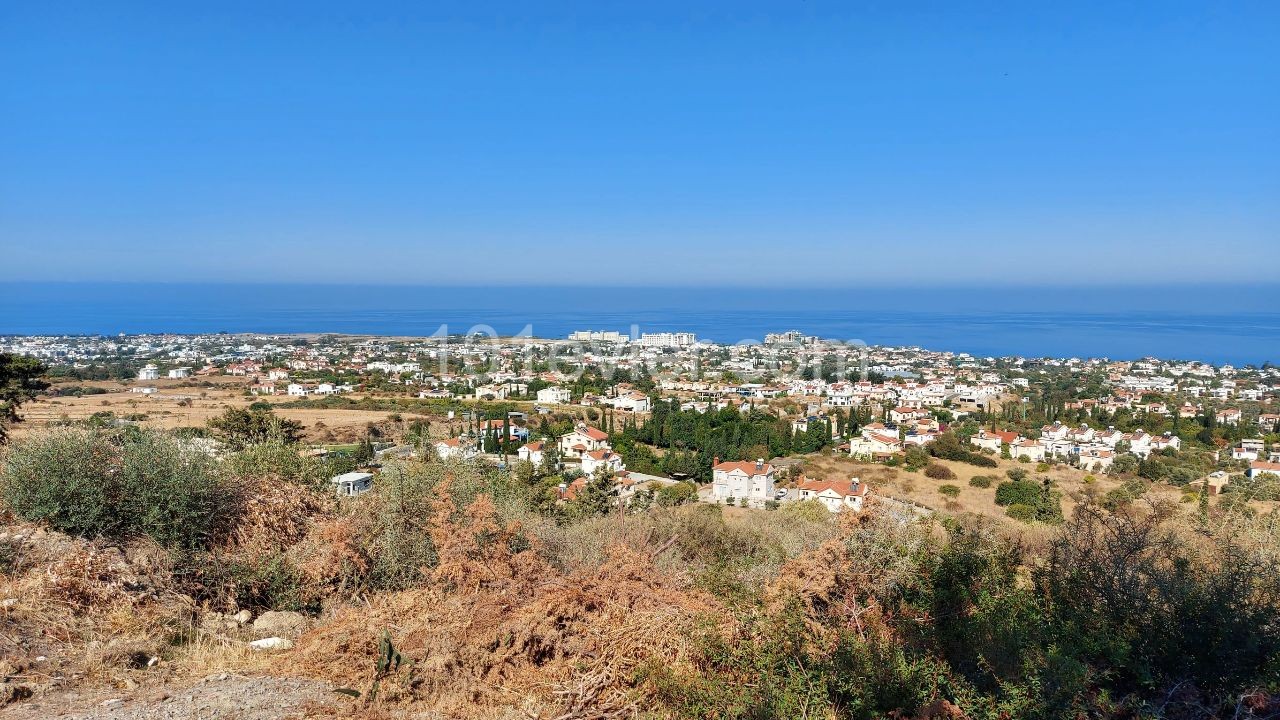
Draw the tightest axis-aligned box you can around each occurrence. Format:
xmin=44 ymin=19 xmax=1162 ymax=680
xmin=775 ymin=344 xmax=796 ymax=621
xmin=799 ymin=450 xmax=1189 ymax=525
xmin=14 ymin=379 xmax=435 ymax=444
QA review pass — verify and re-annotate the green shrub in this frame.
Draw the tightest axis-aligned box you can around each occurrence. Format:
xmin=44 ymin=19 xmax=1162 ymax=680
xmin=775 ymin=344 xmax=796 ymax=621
xmin=968 ymin=475 xmax=994 ymax=488
xmin=995 ymin=480 xmax=1041 ymax=507
xmin=655 ymin=482 xmax=697 ymax=507
xmin=938 ymin=484 xmax=960 ymax=499
xmin=2 ymin=428 xmax=228 ymax=550
xmin=1005 ymin=503 xmax=1035 ymax=522
xmin=218 ymin=551 xmax=311 ymax=612
xmin=1035 ymin=462 xmax=1051 ymax=472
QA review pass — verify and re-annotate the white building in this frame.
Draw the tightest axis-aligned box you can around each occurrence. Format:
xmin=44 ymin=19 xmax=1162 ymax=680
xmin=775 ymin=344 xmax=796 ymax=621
xmin=608 ymin=391 xmax=651 ymax=413
xmin=581 ymin=448 xmax=625 ymax=476
xmin=137 ymin=364 xmax=159 ymax=381
xmin=797 ymin=477 xmax=869 ymax=513
xmin=331 ymin=471 xmax=374 ymax=497
xmin=559 ymin=423 xmax=610 ymax=459
xmin=536 ymin=387 xmax=573 ymax=404
xmin=168 ymin=367 xmax=192 ymax=379
xmin=568 ymin=330 xmax=626 ymax=343
xmin=434 ymin=437 xmax=477 ymax=461
xmin=1247 ymin=461 xmax=1280 ymax=479
xmin=637 ymin=332 xmax=696 ymax=348
xmin=711 ymin=459 xmax=775 ymax=504
xmin=517 ymin=440 xmax=549 ymax=466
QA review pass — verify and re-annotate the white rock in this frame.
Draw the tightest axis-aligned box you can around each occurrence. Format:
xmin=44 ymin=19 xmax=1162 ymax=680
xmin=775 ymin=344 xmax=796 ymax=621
xmin=102 ymin=698 xmax=124 ymax=708
xmin=232 ymin=609 xmax=253 ymax=625
xmin=1 ymin=598 xmax=18 ymax=609
xmin=248 ymin=637 xmax=294 ymax=652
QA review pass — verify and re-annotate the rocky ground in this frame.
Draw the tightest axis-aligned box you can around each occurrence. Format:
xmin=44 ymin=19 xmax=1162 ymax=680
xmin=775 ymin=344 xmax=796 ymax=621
xmin=1 ymin=673 xmax=346 ymax=719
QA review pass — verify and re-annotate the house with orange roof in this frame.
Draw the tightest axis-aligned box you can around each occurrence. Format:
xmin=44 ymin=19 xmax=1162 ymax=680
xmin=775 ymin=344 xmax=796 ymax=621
xmin=970 ymin=429 xmax=1021 ymax=453
xmin=797 ymin=476 xmax=869 ymax=513
xmin=849 ymin=430 xmax=902 ymax=461
xmin=517 ymin=440 xmax=548 ymax=466
xmin=558 ymin=423 xmax=610 ymax=459
xmin=1247 ymin=461 xmax=1280 ymax=479
xmin=581 ymin=448 xmax=625 ymax=476
xmin=711 ymin=458 xmax=775 ymax=504
xmin=1216 ymin=408 xmax=1242 ymax=425
xmin=434 ymin=436 xmax=477 ymax=461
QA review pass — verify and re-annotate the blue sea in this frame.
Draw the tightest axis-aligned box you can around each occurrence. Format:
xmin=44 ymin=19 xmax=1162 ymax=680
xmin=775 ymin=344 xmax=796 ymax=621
xmin=1 ymin=283 xmax=1278 ymax=366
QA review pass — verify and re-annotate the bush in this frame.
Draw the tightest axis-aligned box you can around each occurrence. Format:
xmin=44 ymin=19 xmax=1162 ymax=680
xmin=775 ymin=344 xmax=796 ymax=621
xmin=1006 ymin=467 xmax=1029 ymax=482
xmin=1005 ymin=503 xmax=1035 ymax=522
xmin=938 ymin=485 xmax=960 ymax=499
xmin=229 ymin=442 xmax=355 ymax=489
xmin=656 ymin=482 xmax=697 ymax=507
xmin=995 ymin=479 xmax=1063 ymax=523
xmin=968 ymin=475 xmax=994 ymax=489
xmin=208 ymin=407 xmax=302 ymax=451
xmin=1035 ymin=463 xmax=1050 ymax=473
xmin=926 ymin=432 xmax=998 ymax=467
xmin=904 ymin=447 xmax=931 ymax=472
xmin=995 ymin=480 xmax=1041 ymax=507
xmin=924 ymin=464 xmax=955 ymax=480
xmin=2 ymin=428 xmax=228 ymax=550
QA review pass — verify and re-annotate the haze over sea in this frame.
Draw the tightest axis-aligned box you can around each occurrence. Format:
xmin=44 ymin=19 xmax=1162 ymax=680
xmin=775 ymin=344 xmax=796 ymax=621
xmin=2 ymin=283 xmax=1277 ymax=367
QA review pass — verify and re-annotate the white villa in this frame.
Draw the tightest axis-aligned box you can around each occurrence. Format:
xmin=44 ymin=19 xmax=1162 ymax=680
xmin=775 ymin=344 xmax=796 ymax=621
xmin=711 ymin=459 xmax=775 ymax=504
xmin=581 ymin=448 xmax=625 ymax=476
xmin=517 ymin=440 xmax=548 ymax=466
xmin=559 ymin=423 xmax=610 ymax=459
xmin=536 ymin=387 xmax=573 ymax=404
xmin=797 ymin=477 xmax=869 ymax=513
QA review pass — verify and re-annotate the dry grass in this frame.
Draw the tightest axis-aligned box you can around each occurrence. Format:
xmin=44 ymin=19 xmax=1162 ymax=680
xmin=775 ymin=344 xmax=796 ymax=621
xmin=287 ymin=489 xmax=727 ymax=717
xmin=802 ymin=450 xmax=1188 ymax=527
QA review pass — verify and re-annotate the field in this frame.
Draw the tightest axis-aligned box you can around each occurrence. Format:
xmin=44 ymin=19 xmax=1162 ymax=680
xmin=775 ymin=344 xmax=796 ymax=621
xmin=799 ymin=450 xmax=1189 ymax=525
xmin=16 ymin=378 xmax=429 ymax=444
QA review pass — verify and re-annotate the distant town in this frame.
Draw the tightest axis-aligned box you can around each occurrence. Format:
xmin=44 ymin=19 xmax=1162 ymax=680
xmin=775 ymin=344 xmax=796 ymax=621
xmin=4 ymin=329 xmax=1277 ymax=513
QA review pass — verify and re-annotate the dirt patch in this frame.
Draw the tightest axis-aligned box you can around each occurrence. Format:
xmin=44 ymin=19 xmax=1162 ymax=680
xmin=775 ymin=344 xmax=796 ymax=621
xmin=2 ymin=674 xmax=345 ymax=720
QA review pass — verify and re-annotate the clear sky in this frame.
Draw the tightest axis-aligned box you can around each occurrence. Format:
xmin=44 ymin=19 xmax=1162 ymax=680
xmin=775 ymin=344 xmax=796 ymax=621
xmin=1 ymin=1 xmax=1276 ymax=286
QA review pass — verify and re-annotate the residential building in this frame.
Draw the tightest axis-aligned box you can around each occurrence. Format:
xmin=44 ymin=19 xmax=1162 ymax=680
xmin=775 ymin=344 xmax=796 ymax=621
xmin=434 ymin=437 xmax=478 ymax=461
xmin=536 ymin=387 xmax=572 ymax=404
xmin=559 ymin=423 xmax=610 ymax=459
xmin=517 ymin=441 xmax=548 ymax=466
xmin=581 ymin=448 xmax=625 ymax=476
xmin=797 ymin=477 xmax=869 ymax=513
xmin=711 ymin=458 xmax=776 ymax=504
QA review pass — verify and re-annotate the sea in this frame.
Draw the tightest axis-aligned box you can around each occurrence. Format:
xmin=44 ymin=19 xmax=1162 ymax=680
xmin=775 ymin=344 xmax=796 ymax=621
xmin=2 ymin=282 xmax=1278 ymax=366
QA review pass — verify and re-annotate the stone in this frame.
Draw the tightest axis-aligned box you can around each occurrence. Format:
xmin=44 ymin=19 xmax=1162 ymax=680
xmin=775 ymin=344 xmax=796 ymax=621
xmin=248 ymin=637 xmax=294 ymax=652
xmin=232 ymin=609 xmax=253 ymax=625
xmin=251 ymin=611 xmax=307 ymax=639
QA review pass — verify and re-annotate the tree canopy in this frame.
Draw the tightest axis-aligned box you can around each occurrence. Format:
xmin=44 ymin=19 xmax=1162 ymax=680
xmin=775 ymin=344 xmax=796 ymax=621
xmin=0 ymin=353 xmax=49 ymax=444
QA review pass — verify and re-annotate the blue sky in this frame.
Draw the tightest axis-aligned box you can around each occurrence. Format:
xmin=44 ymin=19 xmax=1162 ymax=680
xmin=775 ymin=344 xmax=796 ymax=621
xmin=1 ymin=1 xmax=1277 ymax=286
